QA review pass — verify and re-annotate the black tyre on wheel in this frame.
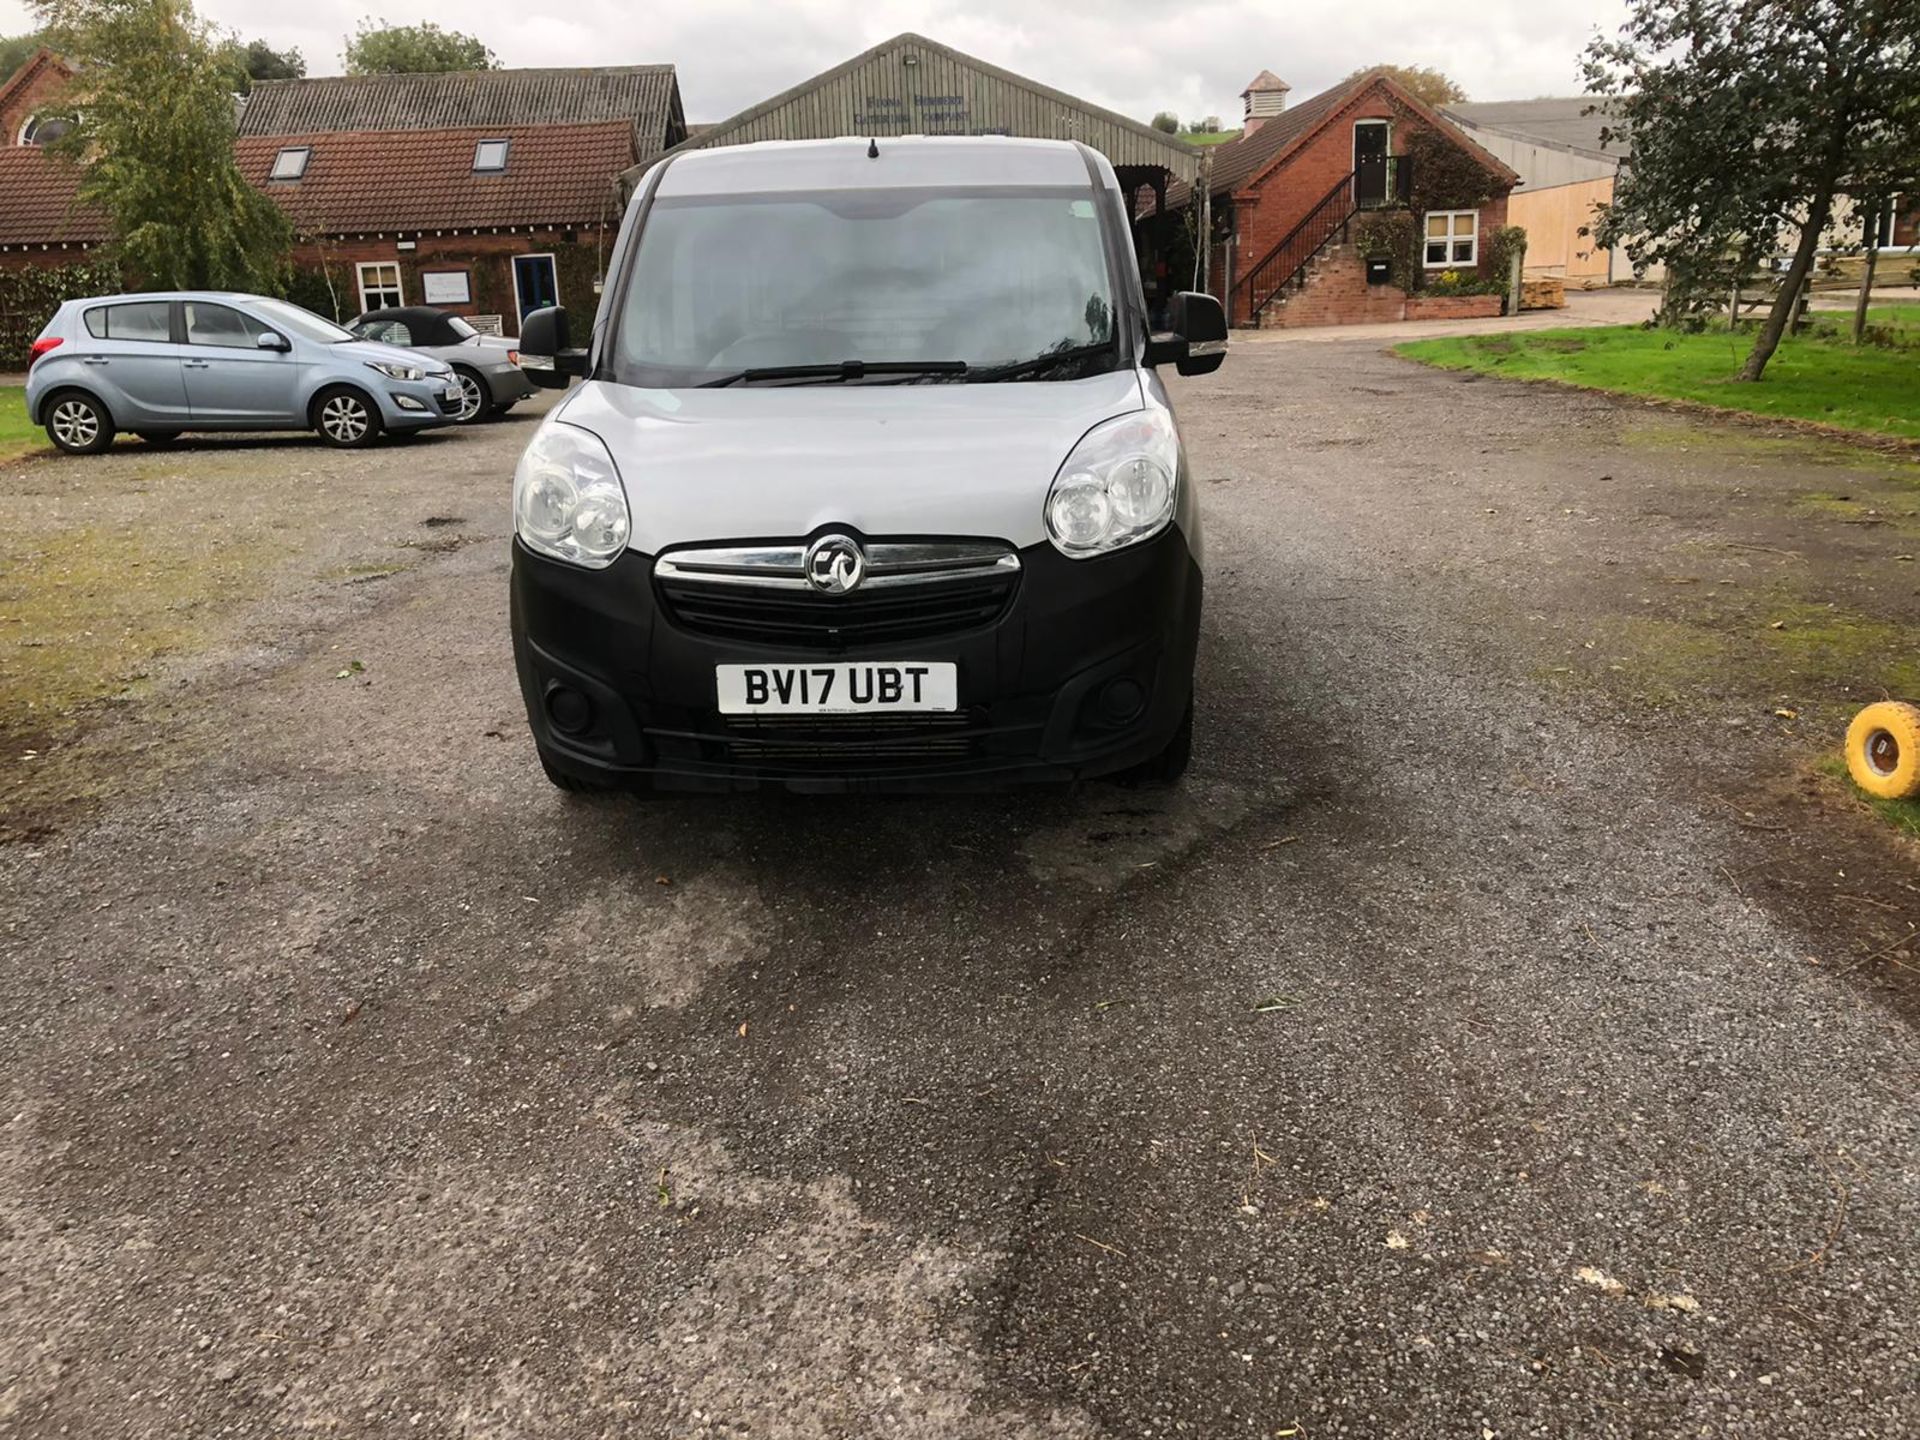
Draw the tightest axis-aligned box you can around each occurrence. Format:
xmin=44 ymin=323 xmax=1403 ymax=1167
xmin=538 ymin=750 xmax=613 ymax=794
xmin=135 ymin=430 xmax=183 ymax=446
xmin=451 ymin=367 xmax=488 ymax=424
xmin=44 ymin=391 xmax=115 ymax=455
xmin=312 ymin=386 xmax=383 ymax=449
xmin=1121 ymin=701 xmax=1193 ymax=787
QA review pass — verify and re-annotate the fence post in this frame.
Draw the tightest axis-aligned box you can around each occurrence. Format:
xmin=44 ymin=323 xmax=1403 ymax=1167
xmin=1507 ymin=237 xmax=1526 ymax=315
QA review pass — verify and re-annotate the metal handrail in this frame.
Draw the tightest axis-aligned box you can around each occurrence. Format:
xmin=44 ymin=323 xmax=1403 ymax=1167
xmin=1233 ymin=172 xmax=1357 ymax=324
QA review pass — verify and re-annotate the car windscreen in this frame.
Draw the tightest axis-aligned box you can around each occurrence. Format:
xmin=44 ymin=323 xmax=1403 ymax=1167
xmin=447 ymin=316 xmax=479 ymax=340
xmin=611 ymin=187 xmax=1122 ymax=385
xmin=250 ymin=298 xmax=355 ymax=344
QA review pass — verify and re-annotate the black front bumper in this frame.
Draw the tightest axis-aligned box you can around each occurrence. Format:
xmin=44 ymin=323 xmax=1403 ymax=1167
xmin=509 ymin=529 xmax=1202 ymax=793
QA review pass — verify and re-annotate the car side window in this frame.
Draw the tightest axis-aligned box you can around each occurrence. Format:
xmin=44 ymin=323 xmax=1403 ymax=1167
xmin=185 ymin=302 xmax=260 ymax=348
xmin=93 ymin=301 xmax=173 ymax=343
xmin=356 ymin=319 xmax=410 ymax=346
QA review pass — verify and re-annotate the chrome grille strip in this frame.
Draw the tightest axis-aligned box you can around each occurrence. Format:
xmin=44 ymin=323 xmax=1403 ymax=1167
xmin=655 ymin=540 xmax=1020 ymax=591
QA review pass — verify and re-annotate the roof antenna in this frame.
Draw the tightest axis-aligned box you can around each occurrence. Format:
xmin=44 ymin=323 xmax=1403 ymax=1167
xmin=867 ymin=137 xmax=879 ymax=159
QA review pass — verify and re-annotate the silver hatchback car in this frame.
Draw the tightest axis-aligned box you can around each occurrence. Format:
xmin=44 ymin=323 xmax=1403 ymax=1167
xmin=25 ymin=291 xmax=465 ymax=453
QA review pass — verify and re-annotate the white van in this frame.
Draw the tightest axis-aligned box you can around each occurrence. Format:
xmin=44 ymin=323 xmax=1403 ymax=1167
xmin=509 ymin=135 xmax=1226 ymax=793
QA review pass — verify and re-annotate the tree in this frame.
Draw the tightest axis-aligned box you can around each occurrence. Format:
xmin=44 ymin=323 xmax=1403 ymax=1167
xmin=1586 ymin=0 xmax=1920 ymax=381
xmin=1150 ymin=110 xmax=1179 ymax=134
xmin=220 ymin=36 xmax=303 ymax=92
xmin=0 ymin=30 xmax=47 ymax=78
xmin=342 ymin=20 xmax=495 ymax=74
xmin=32 ymin=0 xmax=290 ymax=291
xmin=1184 ymin=116 xmax=1226 ymax=135
xmin=1338 ymin=64 xmax=1466 ymax=109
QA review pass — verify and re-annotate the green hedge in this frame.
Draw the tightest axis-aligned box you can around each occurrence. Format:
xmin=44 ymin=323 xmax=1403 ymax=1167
xmin=0 ymin=257 xmax=125 ymax=368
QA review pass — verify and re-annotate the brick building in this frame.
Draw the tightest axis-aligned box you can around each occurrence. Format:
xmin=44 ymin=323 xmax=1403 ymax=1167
xmin=235 ymin=66 xmax=686 ymax=334
xmin=0 ymin=47 xmax=108 ymax=267
xmin=1174 ymin=68 xmax=1519 ymax=328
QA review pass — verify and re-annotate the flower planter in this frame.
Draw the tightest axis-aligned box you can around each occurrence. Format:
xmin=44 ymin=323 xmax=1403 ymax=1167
xmin=1405 ymin=294 xmax=1504 ymax=322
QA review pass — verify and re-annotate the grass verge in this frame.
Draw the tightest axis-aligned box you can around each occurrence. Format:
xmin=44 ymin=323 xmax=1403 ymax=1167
xmin=1396 ymin=318 xmax=1920 ymax=443
xmin=1816 ymin=756 xmax=1920 ymax=841
xmin=1 ymin=386 xmax=42 ymax=465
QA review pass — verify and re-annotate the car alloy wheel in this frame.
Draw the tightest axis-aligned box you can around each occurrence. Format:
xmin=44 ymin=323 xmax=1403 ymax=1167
xmin=320 ymin=394 xmax=370 ymax=445
xmin=51 ymin=398 xmax=101 ymax=451
xmin=455 ymin=371 xmax=486 ymax=423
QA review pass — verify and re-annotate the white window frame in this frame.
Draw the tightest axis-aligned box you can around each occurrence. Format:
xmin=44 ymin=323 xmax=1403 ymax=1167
xmin=356 ymin=261 xmax=405 ymax=314
xmin=270 ymin=146 xmax=311 ymax=182
xmin=1424 ymin=210 xmax=1479 ymax=268
xmin=472 ymin=138 xmax=511 ymax=173
xmin=19 ymin=113 xmax=73 ymax=146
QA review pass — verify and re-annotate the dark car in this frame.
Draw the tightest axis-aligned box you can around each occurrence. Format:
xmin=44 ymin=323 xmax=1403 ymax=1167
xmin=346 ymin=306 xmax=535 ymax=424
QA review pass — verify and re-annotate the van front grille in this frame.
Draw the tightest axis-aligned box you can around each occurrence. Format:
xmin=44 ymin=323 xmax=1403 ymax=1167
xmin=654 ymin=539 xmax=1020 ymax=652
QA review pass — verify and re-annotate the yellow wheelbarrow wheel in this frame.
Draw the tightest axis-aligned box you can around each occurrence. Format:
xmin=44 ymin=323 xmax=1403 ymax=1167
xmin=1845 ymin=701 xmax=1920 ymax=800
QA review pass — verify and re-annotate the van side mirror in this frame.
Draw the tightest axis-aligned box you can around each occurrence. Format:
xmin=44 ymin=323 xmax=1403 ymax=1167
xmin=517 ymin=306 xmax=590 ymax=389
xmin=1144 ymin=291 xmax=1228 ymax=376
xmin=256 ymin=331 xmax=290 ymax=352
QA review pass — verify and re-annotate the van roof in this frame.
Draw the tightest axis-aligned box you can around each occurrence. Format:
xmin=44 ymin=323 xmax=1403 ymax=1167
xmin=650 ymin=136 xmax=1102 ymax=198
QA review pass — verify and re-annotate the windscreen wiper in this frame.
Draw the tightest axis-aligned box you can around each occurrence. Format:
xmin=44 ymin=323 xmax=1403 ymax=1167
xmin=966 ymin=342 xmax=1117 ymax=384
xmin=699 ymin=360 xmax=969 ymax=388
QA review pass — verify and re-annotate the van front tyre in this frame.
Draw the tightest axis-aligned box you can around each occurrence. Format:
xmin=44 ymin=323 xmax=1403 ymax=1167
xmin=313 ymin=387 xmax=383 ymax=448
xmin=539 ymin=750 xmax=612 ymax=794
xmin=1120 ymin=701 xmax=1193 ymax=787
xmin=46 ymin=392 xmax=115 ymax=454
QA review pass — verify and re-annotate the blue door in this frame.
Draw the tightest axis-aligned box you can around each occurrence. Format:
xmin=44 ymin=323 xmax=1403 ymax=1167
xmin=513 ymin=254 xmax=559 ymax=323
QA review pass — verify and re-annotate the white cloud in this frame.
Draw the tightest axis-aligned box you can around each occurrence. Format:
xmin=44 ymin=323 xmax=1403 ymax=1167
xmin=1 ymin=0 xmax=1631 ymax=124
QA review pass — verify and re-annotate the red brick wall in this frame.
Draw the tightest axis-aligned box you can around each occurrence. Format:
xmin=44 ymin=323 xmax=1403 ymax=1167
xmin=1266 ymin=247 xmax=1410 ymax=328
xmin=1 ymin=53 xmax=75 ymax=146
xmin=288 ymin=230 xmax=610 ymax=334
xmin=1215 ymin=77 xmax=1511 ymax=326
xmin=1896 ymin=196 xmax=1918 ymax=248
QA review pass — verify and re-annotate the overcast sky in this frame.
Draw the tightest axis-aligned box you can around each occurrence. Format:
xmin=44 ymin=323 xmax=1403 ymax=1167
xmin=1 ymin=0 xmax=1630 ymax=124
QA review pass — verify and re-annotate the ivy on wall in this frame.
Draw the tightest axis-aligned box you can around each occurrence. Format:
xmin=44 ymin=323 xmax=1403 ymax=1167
xmin=1352 ymin=211 xmax=1418 ymax=291
xmin=1404 ymin=125 xmax=1502 ymax=214
xmin=0 ymin=257 xmax=124 ymax=367
xmin=1484 ymin=224 xmax=1529 ymax=289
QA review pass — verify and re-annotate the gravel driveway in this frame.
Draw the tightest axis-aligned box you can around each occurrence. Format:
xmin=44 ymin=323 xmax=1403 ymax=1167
xmin=2 ymin=346 xmax=1917 ymax=1439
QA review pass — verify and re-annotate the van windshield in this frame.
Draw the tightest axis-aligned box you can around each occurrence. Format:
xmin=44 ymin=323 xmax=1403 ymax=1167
xmin=612 ymin=187 xmax=1122 ymax=386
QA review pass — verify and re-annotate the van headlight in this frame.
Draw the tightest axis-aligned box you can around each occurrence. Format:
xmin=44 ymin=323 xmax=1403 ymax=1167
xmin=513 ymin=422 xmax=631 ymax=568
xmin=1044 ymin=408 xmax=1179 ymax=558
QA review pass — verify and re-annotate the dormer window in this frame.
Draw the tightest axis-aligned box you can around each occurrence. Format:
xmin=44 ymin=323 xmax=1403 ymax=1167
xmin=269 ymin=146 xmax=311 ymax=182
xmin=472 ymin=138 xmax=509 ymax=173
xmin=19 ymin=114 xmax=74 ymax=147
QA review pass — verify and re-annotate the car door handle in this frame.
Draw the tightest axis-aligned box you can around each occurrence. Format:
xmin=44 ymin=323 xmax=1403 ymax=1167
xmin=183 ymin=360 xmax=211 ymax=369
xmin=83 ymin=356 xmax=109 ymax=365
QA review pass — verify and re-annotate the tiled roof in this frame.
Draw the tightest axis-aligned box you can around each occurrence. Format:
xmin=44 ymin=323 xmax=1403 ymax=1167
xmin=237 ymin=66 xmax=683 ymax=150
xmin=1199 ymin=76 xmax=1362 ymax=197
xmin=0 ymin=145 xmax=106 ymax=246
xmin=236 ymin=122 xmax=635 ymax=234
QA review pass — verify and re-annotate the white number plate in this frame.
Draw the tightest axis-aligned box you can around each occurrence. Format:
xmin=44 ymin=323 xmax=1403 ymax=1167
xmin=716 ymin=662 xmax=957 ymax=715
xmin=442 ymin=384 xmax=462 ymax=402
